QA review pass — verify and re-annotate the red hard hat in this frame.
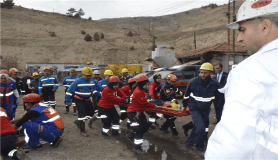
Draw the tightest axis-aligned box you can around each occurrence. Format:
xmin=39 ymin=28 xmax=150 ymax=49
xmin=0 ymin=70 xmax=9 ymax=74
xmin=109 ymin=76 xmax=120 ymax=82
xmin=166 ymin=74 xmax=177 ymax=82
xmin=128 ymin=78 xmax=136 ymax=83
xmin=9 ymin=68 xmax=19 ymax=75
xmin=23 ymin=93 xmax=41 ymax=102
xmin=136 ymin=74 xmax=148 ymax=82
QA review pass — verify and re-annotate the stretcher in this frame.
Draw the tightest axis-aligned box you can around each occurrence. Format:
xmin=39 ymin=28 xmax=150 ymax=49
xmin=117 ymin=103 xmax=190 ymax=117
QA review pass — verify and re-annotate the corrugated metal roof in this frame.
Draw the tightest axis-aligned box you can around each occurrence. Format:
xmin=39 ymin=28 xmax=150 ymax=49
xmin=176 ymin=42 xmax=247 ymax=58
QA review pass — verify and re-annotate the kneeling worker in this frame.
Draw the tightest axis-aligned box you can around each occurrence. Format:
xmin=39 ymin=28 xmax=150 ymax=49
xmin=13 ymin=93 xmax=64 ymax=150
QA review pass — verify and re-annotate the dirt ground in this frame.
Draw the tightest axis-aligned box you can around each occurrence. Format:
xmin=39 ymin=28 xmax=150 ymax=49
xmin=5 ymin=85 xmax=219 ymax=160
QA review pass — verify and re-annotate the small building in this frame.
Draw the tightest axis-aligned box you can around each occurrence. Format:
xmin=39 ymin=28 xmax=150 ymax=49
xmin=151 ymin=44 xmax=181 ymax=68
xmin=175 ymin=42 xmax=249 ymax=72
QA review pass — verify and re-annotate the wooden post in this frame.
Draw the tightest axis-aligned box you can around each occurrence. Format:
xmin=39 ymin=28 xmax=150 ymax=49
xmin=194 ymin=31 xmax=196 ymax=49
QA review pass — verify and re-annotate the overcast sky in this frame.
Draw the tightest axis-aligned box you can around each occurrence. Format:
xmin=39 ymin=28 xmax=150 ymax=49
xmin=15 ymin=0 xmax=229 ymax=20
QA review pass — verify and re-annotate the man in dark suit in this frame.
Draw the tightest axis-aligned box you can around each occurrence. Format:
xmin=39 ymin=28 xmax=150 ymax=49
xmin=214 ymin=64 xmax=228 ymax=124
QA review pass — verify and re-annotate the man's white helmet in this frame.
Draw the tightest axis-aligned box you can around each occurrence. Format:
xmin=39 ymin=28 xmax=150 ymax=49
xmin=93 ymin=70 xmax=100 ymax=75
xmin=227 ymin=0 xmax=278 ymax=29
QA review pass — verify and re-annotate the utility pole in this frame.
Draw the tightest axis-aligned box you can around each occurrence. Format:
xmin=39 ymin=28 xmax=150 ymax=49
xmin=227 ymin=0 xmax=230 ymax=72
xmin=194 ymin=31 xmax=197 ymax=49
xmin=233 ymin=0 xmax=236 ymax=65
xmin=149 ymin=17 xmax=151 ymax=36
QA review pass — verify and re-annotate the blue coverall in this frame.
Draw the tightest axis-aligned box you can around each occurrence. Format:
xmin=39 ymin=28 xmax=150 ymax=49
xmin=182 ymin=76 xmax=224 ymax=150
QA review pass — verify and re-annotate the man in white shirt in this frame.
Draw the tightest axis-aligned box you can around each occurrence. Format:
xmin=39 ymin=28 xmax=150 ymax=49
xmin=205 ymin=1 xmax=278 ymax=159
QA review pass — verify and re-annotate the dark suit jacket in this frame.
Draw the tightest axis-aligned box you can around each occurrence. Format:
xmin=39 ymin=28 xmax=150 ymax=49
xmin=219 ymin=71 xmax=228 ymax=86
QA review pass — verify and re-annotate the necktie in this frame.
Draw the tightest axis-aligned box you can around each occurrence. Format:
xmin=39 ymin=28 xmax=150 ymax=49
xmin=217 ymin=74 xmax=219 ymax=82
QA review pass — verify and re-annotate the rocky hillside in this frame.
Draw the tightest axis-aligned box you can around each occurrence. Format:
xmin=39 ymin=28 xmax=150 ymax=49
xmin=1 ymin=1 xmax=244 ymax=70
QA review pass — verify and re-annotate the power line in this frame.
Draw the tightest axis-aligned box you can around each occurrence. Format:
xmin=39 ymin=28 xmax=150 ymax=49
xmin=128 ymin=1 xmax=188 ymax=17
xmin=147 ymin=1 xmax=194 ymax=17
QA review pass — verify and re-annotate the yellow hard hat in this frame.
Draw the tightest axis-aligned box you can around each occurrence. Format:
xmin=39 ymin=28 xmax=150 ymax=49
xmin=104 ymin=70 xmax=113 ymax=76
xmin=43 ymin=67 xmax=50 ymax=71
xmin=32 ymin=72 xmax=39 ymax=76
xmin=82 ymin=67 xmax=93 ymax=75
xmin=122 ymin=68 xmax=128 ymax=73
xmin=39 ymin=72 xmax=43 ymax=74
xmin=200 ymin=62 xmax=214 ymax=71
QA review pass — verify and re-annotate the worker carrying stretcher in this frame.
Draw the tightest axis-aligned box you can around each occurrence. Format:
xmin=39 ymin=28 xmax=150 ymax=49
xmin=126 ymin=74 xmax=164 ymax=154
xmin=97 ymin=76 xmax=127 ymax=137
xmin=65 ymin=67 xmax=103 ymax=137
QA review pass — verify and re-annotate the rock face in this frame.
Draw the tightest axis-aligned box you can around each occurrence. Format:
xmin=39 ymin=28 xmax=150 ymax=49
xmin=1 ymin=2 xmax=243 ymax=70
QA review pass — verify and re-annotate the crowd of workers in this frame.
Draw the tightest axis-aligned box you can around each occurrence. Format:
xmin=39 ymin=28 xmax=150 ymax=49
xmin=1 ymin=1 xmax=278 ymax=159
xmin=1 ymin=62 xmax=227 ymax=158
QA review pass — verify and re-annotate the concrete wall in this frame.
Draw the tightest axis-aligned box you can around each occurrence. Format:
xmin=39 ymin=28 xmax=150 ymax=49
xmin=219 ymin=54 xmax=249 ymax=72
xmin=152 ymin=47 xmax=176 ymax=67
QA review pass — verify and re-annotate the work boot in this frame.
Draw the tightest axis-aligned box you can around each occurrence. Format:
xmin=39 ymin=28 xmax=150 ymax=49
xmin=127 ymin=122 xmax=131 ymax=129
xmin=50 ymin=137 xmax=63 ymax=148
xmin=24 ymin=144 xmax=43 ymax=150
xmin=182 ymin=124 xmax=191 ymax=137
xmin=79 ymin=121 xmax=89 ymax=137
xmin=112 ymin=129 xmax=120 ymax=137
xmin=126 ymin=133 xmax=134 ymax=144
xmin=133 ymin=147 xmax=145 ymax=154
xmin=88 ymin=114 xmax=98 ymax=129
xmin=102 ymin=131 xmax=109 ymax=138
xmin=11 ymin=151 xmax=20 ymax=160
xmin=159 ymin=127 xmax=170 ymax=133
xmin=64 ymin=106 xmax=69 ymax=114
xmin=74 ymin=119 xmax=80 ymax=129
xmin=73 ymin=106 xmax=77 ymax=116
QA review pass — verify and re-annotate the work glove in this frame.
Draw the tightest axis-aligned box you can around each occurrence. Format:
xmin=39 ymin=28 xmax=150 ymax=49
xmin=171 ymin=101 xmax=178 ymax=109
xmin=123 ymin=99 xmax=129 ymax=104
xmin=16 ymin=99 xmax=20 ymax=105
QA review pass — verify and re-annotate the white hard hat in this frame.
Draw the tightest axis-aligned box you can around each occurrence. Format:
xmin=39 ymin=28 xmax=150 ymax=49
xmin=93 ymin=70 xmax=100 ymax=75
xmin=227 ymin=0 xmax=278 ymax=30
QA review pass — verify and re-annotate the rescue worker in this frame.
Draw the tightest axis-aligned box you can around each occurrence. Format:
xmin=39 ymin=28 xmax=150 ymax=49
xmin=22 ymin=71 xmax=34 ymax=95
xmin=147 ymin=72 xmax=163 ymax=129
xmin=206 ymin=1 xmax=278 ymax=159
xmin=119 ymin=78 xmax=136 ymax=129
xmin=9 ymin=68 xmax=23 ymax=116
xmin=38 ymin=67 xmax=59 ymax=109
xmin=91 ymin=70 xmax=103 ymax=118
xmin=92 ymin=70 xmax=113 ymax=117
xmin=93 ymin=70 xmax=102 ymax=81
xmin=182 ymin=62 xmax=223 ymax=157
xmin=159 ymin=74 xmax=181 ymax=138
xmin=13 ymin=94 xmax=64 ymax=150
xmin=126 ymin=74 xmax=160 ymax=154
xmin=119 ymin=68 xmax=133 ymax=89
xmin=62 ymin=69 xmax=79 ymax=115
xmin=0 ymin=72 xmax=20 ymax=120
xmin=1 ymin=107 xmax=21 ymax=160
xmin=9 ymin=68 xmax=24 ymax=95
xmin=97 ymin=76 xmax=127 ymax=137
xmin=65 ymin=67 xmax=103 ymax=137
xmin=39 ymin=72 xmax=44 ymax=78
xmin=28 ymin=72 xmax=40 ymax=94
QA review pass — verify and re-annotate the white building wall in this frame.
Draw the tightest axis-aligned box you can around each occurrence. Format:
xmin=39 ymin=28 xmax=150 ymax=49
xmin=152 ymin=47 xmax=176 ymax=67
